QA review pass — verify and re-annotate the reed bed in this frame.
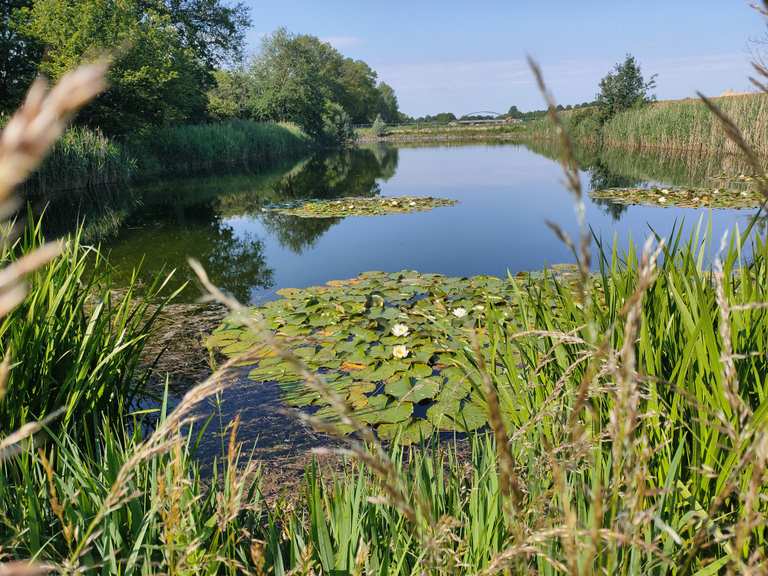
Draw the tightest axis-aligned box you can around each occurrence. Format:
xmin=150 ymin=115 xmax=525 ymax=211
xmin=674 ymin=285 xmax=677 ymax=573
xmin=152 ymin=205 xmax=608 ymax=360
xmin=24 ymin=127 xmax=134 ymax=196
xmin=128 ymin=120 xmax=311 ymax=181
xmin=603 ymin=93 xmax=768 ymax=154
xmin=22 ymin=120 xmax=311 ymax=197
xmin=523 ymin=93 xmax=768 ymax=156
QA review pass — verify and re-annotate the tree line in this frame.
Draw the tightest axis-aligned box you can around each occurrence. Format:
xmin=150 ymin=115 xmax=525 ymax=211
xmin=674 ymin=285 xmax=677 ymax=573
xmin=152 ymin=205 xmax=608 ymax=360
xmin=208 ymin=28 xmax=403 ymax=143
xmin=1 ymin=3 xmax=401 ymax=145
xmin=406 ymin=55 xmax=655 ymax=127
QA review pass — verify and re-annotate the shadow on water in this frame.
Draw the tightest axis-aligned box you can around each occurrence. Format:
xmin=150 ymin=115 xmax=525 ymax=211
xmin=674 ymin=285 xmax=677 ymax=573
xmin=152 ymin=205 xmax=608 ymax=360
xmin=521 ymin=138 xmax=762 ymax=221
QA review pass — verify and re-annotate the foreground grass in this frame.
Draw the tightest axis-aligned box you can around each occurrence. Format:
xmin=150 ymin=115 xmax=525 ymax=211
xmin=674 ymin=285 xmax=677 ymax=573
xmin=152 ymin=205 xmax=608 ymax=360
xmin=1 ymin=222 xmax=767 ymax=574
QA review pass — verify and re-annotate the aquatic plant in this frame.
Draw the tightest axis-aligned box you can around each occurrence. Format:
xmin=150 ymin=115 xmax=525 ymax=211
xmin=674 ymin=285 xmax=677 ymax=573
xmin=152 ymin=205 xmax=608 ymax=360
xmin=206 ymin=267 xmax=577 ymax=442
xmin=266 ymin=196 xmax=457 ymax=218
xmin=590 ymin=184 xmax=764 ymax=208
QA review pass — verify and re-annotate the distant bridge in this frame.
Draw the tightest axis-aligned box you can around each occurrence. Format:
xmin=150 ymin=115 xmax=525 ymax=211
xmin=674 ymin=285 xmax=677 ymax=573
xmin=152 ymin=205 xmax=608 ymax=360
xmin=456 ymin=111 xmax=518 ymax=125
xmin=461 ymin=111 xmax=504 ymax=118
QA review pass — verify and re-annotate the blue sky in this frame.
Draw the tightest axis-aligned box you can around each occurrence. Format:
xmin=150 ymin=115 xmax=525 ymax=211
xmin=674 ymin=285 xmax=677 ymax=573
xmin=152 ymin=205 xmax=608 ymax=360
xmin=243 ymin=1 xmax=766 ymax=117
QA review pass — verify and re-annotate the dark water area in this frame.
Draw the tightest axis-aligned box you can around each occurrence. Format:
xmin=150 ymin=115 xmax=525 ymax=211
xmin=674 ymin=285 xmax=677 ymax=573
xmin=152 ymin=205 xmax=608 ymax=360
xmin=40 ymin=141 xmax=764 ymax=464
xmin=87 ymin=142 xmax=760 ymax=306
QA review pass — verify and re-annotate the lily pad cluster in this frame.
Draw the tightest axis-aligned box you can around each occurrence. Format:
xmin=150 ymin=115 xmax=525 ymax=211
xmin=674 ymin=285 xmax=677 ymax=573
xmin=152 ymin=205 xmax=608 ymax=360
xmin=590 ymin=186 xmax=764 ymax=209
xmin=207 ymin=270 xmax=568 ymax=443
xmin=265 ymin=196 xmax=457 ymax=218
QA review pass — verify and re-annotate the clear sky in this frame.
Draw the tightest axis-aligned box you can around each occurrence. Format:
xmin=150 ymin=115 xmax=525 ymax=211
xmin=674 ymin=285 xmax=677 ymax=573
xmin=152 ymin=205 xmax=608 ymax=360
xmin=242 ymin=1 xmax=766 ymax=117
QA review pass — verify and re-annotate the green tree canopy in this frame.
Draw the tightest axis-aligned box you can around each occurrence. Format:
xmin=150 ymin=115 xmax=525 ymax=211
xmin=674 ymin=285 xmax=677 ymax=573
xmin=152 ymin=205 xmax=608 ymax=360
xmin=211 ymin=28 xmax=398 ymax=140
xmin=0 ymin=0 xmax=42 ymax=114
xmin=17 ymin=0 xmax=249 ymax=133
xmin=376 ymin=82 xmax=400 ymax=123
xmin=596 ymin=54 xmax=656 ymax=121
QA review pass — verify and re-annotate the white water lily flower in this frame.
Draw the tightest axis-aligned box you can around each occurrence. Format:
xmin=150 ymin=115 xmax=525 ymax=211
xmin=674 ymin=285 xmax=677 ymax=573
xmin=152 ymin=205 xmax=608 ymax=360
xmin=391 ymin=323 xmax=410 ymax=337
xmin=452 ymin=307 xmax=468 ymax=318
xmin=393 ymin=344 xmax=409 ymax=359
xmin=409 ymin=201 xmax=416 ymax=207
xmin=473 ymin=305 xmax=485 ymax=312
xmin=658 ymin=196 xmax=667 ymax=203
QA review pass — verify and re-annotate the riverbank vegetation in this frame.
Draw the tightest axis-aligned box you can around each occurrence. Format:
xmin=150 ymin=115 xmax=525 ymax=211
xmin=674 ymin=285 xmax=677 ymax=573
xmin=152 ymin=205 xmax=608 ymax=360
xmin=3 ymin=1 xmax=403 ymax=197
xmin=2 ymin=56 xmax=768 ymax=574
xmin=24 ymin=121 xmax=310 ymax=196
xmin=521 ymin=54 xmax=768 ymax=156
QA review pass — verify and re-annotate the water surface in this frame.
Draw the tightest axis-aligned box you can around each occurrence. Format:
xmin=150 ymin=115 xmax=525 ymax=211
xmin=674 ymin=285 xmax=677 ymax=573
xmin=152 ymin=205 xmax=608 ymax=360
xmin=75 ymin=142 xmax=762 ymax=462
xmin=101 ymin=142 xmax=760 ymax=304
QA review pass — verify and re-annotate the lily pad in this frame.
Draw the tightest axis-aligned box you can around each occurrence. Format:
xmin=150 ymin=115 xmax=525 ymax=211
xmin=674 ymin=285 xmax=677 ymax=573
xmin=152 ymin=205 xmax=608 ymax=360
xmin=266 ymin=196 xmax=457 ymax=218
xmin=207 ymin=269 xmax=573 ymax=439
xmin=590 ymin=186 xmax=764 ymax=209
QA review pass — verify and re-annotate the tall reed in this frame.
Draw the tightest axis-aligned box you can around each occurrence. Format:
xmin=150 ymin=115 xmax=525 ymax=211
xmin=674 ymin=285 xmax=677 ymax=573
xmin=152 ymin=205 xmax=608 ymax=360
xmin=24 ymin=127 xmax=134 ymax=196
xmin=523 ymin=93 xmax=768 ymax=156
xmin=0 ymin=217 xmax=177 ymax=433
xmin=127 ymin=120 xmax=311 ymax=180
xmin=602 ymin=93 xmax=768 ymax=154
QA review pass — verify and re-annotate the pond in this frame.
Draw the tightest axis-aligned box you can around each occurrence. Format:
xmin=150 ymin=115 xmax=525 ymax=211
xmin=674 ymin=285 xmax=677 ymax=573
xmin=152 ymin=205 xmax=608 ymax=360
xmin=100 ymin=142 xmax=761 ymax=306
xmin=51 ymin=141 xmax=764 ymax=470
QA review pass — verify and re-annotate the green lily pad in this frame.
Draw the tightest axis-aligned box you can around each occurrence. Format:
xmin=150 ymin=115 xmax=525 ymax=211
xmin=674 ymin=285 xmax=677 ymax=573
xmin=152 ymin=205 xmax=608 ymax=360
xmin=206 ymin=269 xmax=575 ymax=439
xmin=378 ymin=420 xmax=434 ymax=445
xmin=266 ymin=196 xmax=457 ymax=218
xmin=590 ymin=185 xmax=764 ymax=209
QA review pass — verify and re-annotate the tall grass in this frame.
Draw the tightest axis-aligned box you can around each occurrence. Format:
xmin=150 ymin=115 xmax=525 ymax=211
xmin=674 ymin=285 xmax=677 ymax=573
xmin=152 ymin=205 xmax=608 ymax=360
xmin=0 ymin=217 xmax=176 ymax=433
xmin=523 ymin=93 xmax=768 ymax=155
xmin=2 ymin=227 xmax=767 ymax=573
xmin=128 ymin=120 xmax=311 ymax=180
xmin=603 ymin=93 xmax=768 ymax=154
xmin=23 ymin=120 xmax=311 ymax=197
xmin=24 ymin=127 xmax=134 ymax=196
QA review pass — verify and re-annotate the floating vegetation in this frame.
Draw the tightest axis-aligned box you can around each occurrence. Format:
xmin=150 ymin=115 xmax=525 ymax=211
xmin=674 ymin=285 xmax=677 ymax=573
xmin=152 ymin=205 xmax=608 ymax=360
xmin=590 ymin=185 xmax=765 ymax=208
xmin=265 ymin=196 xmax=457 ymax=218
xmin=207 ymin=268 xmax=577 ymax=442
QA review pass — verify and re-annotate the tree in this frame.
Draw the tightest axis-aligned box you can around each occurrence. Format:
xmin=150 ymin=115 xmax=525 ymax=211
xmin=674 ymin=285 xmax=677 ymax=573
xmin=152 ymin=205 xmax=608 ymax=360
xmin=371 ymin=113 xmax=386 ymax=137
xmin=19 ymin=0 xmax=249 ymax=133
xmin=248 ymin=29 xmax=328 ymax=138
xmin=321 ymin=100 xmax=354 ymax=146
xmin=244 ymin=29 xmax=397 ymax=140
xmin=207 ymin=68 xmax=252 ymax=119
xmin=596 ymin=54 xmax=656 ymax=121
xmin=0 ymin=0 xmax=42 ymax=114
xmin=376 ymin=82 xmax=399 ymax=123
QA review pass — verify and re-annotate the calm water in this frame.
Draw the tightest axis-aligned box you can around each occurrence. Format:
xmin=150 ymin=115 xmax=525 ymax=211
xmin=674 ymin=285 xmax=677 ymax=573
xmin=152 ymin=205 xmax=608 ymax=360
xmin=101 ymin=142 xmax=759 ymax=304
xmin=70 ymin=141 xmax=759 ymax=460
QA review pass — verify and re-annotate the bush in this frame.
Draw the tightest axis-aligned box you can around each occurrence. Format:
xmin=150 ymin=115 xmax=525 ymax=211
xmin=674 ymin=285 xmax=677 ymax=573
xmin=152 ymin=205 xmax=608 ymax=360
xmin=320 ymin=101 xmax=354 ymax=147
xmin=372 ymin=113 xmax=387 ymax=137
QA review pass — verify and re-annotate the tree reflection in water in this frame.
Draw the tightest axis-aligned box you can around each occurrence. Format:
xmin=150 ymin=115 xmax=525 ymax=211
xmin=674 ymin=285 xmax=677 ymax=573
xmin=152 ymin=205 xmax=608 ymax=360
xmin=258 ymin=146 xmax=399 ymax=252
xmin=50 ymin=145 xmax=401 ymax=301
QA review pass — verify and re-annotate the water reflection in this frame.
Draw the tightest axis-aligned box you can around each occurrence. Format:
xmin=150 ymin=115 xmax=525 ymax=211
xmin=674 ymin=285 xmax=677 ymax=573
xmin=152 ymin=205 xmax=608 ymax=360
xmin=39 ymin=140 xmax=762 ymax=306
xmin=89 ymin=146 xmax=399 ymax=300
xmin=520 ymin=139 xmax=760 ymax=221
